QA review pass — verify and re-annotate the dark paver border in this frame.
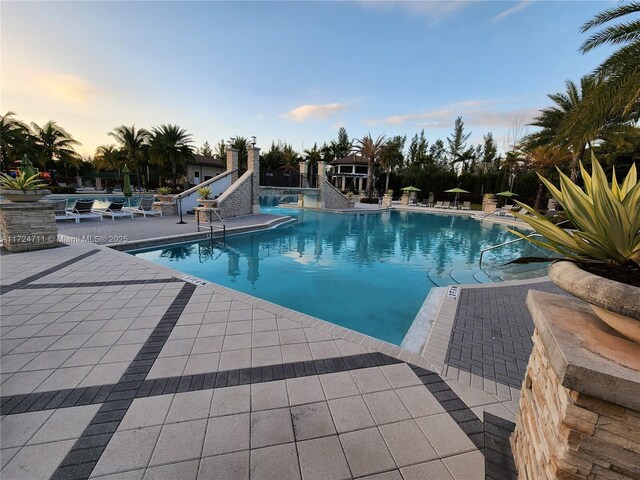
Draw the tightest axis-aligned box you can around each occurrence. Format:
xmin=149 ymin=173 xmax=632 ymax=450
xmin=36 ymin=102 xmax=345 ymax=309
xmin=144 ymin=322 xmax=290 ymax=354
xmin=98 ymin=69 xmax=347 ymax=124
xmin=484 ymin=412 xmax=517 ymax=480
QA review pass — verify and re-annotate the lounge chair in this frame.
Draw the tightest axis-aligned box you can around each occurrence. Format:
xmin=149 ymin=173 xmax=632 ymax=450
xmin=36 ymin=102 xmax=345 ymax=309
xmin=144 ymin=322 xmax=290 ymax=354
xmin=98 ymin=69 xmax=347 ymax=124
xmin=94 ymin=201 xmax=133 ymax=220
xmin=124 ymin=197 xmax=162 ymax=217
xmin=441 ymin=201 xmax=451 ymax=209
xmin=460 ymin=201 xmax=471 ymax=210
xmin=433 ymin=201 xmax=443 ymax=208
xmin=113 ymin=184 xmax=123 ymax=193
xmin=69 ymin=200 xmax=103 ymax=221
xmin=49 ymin=199 xmax=79 ymax=223
xmin=494 ymin=208 xmax=516 ymax=218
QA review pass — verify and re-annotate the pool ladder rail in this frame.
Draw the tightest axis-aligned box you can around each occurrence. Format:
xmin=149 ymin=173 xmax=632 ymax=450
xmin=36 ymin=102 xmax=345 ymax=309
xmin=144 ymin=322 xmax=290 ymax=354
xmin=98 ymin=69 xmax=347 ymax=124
xmin=196 ymin=207 xmax=226 ymax=240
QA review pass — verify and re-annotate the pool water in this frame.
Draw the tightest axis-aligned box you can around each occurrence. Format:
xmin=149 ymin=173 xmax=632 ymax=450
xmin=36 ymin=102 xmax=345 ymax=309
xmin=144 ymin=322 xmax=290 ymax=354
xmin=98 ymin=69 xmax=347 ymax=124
xmin=132 ymin=208 xmax=550 ymax=344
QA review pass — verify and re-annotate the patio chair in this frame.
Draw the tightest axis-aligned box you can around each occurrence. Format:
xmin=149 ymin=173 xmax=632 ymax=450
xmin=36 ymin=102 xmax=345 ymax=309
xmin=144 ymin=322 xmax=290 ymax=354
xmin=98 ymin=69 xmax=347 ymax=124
xmin=113 ymin=184 xmax=123 ymax=193
xmin=94 ymin=201 xmax=133 ymax=220
xmin=433 ymin=201 xmax=444 ymax=208
xmin=124 ymin=197 xmax=162 ymax=217
xmin=441 ymin=201 xmax=451 ymax=209
xmin=460 ymin=201 xmax=471 ymax=210
xmin=69 ymin=199 xmax=103 ymax=221
xmin=49 ymin=199 xmax=79 ymax=223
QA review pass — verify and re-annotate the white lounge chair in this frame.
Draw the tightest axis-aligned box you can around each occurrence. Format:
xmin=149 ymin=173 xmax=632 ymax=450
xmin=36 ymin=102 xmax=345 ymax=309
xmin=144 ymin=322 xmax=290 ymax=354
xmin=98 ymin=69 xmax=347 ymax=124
xmin=93 ymin=201 xmax=133 ymax=220
xmin=441 ymin=201 xmax=451 ymax=209
xmin=69 ymin=200 xmax=103 ymax=221
xmin=125 ymin=197 xmax=162 ymax=217
xmin=460 ymin=201 xmax=471 ymax=210
xmin=49 ymin=199 xmax=79 ymax=223
xmin=433 ymin=201 xmax=444 ymax=208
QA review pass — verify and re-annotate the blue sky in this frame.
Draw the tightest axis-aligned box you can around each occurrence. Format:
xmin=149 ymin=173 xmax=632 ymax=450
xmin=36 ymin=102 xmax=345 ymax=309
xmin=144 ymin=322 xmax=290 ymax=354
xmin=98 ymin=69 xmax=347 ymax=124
xmin=1 ymin=1 xmax=614 ymax=157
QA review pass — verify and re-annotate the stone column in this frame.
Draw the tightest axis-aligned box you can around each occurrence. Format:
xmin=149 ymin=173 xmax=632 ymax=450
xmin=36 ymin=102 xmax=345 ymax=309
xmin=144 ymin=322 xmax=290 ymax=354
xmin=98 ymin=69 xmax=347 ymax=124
xmin=298 ymin=161 xmax=307 ymax=188
xmin=0 ymin=202 xmax=58 ymax=252
xmin=95 ymin=177 xmax=102 ymax=190
xmin=226 ymin=147 xmax=239 ymax=184
xmin=247 ymin=146 xmax=261 ymax=214
xmin=317 ymin=160 xmax=326 ymax=209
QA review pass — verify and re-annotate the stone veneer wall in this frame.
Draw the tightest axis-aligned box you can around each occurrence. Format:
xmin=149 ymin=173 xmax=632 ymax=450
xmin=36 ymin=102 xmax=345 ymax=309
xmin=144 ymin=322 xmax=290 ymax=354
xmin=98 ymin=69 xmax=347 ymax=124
xmin=321 ymin=180 xmax=353 ymax=209
xmin=216 ymin=171 xmax=253 ymax=219
xmin=0 ymin=202 xmax=58 ymax=252
xmin=511 ymin=331 xmax=640 ymax=480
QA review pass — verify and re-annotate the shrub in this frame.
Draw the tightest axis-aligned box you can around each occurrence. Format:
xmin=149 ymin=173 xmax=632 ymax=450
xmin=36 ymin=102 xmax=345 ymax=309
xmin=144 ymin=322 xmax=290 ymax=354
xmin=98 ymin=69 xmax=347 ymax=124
xmin=360 ymin=197 xmax=379 ymax=204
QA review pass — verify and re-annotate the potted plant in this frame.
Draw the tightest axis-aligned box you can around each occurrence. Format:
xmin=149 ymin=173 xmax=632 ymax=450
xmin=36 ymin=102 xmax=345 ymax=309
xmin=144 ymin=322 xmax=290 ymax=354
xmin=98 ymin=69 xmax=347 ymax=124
xmin=154 ymin=187 xmax=174 ymax=203
xmin=0 ymin=172 xmax=51 ymax=202
xmin=510 ymin=156 xmax=639 ymax=343
xmin=196 ymin=186 xmax=217 ymax=208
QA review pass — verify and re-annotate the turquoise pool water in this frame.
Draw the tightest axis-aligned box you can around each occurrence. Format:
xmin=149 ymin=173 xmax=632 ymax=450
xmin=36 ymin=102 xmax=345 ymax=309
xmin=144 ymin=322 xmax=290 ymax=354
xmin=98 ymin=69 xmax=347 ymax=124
xmin=132 ymin=208 xmax=549 ymax=344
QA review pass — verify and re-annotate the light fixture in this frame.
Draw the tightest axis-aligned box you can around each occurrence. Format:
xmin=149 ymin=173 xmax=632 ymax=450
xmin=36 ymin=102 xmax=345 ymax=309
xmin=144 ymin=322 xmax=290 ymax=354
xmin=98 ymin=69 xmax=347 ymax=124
xmin=227 ymin=137 xmax=236 ymax=148
xmin=250 ymin=136 xmax=257 ymax=147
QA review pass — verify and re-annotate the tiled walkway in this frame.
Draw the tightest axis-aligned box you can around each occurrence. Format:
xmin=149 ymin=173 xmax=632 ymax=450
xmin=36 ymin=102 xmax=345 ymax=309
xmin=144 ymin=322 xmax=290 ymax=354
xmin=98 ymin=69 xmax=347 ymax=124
xmin=1 ymin=242 xmax=520 ymax=479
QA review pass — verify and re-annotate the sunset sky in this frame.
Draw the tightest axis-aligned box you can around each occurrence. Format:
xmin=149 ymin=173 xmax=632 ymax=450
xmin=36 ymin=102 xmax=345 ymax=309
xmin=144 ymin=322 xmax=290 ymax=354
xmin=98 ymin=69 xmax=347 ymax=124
xmin=1 ymin=1 xmax=613 ymax=157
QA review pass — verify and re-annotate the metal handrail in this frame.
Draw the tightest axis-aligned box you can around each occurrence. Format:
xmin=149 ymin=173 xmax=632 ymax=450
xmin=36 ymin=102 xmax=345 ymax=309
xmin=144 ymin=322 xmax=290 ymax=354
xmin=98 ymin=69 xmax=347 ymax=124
xmin=196 ymin=207 xmax=226 ymax=241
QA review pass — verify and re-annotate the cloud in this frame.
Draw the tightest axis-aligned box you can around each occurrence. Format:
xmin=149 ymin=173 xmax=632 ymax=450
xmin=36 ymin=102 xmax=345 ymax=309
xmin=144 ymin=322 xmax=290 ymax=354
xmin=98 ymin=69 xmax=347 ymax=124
xmin=35 ymin=73 xmax=101 ymax=105
xmin=283 ymin=103 xmax=348 ymax=122
xmin=357 ymin=1 xmax=470 ymax=23
xmin=492 ymin=0 xmax=533 ymax=22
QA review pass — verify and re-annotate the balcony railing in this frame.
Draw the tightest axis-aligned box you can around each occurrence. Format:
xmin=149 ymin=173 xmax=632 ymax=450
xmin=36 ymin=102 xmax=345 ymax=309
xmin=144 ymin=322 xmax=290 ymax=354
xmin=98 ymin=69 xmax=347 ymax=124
xmin=259 ymin=169 xmax=317 ymax=188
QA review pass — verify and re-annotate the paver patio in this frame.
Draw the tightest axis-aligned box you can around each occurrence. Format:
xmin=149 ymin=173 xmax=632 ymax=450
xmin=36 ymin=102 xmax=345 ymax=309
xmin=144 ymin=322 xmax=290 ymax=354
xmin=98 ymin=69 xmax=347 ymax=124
xmin=1 ymin=220 xmax=523 ymax=479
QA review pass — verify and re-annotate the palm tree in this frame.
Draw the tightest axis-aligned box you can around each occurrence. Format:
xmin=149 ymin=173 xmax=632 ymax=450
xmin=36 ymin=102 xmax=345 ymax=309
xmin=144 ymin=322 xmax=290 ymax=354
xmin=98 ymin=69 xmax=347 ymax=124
xmin=379 ymin=135 xmax=405 ymax=192
xmin=31 ymin=121 xmax=81 ymax=175
xmin=0 ymin=111 xmax=30 ymax=172
xmin=109 ymin=125 xmax=149 ymax=187
xmin=149 ymin=124 xmax=194 ymax=188
xmin=353 ymin=134 xmax=386 ymax=198
xmin=280 ymin=145 xmax=300 ymax=173
xmin=232 ymin=136 xmax=249 ymax=171
xmin=522 ymin=146 xmax=571 ymax=209
xmin=94 ymin=145 xmax=126 ymax=172
xmin=571 ymin=2 xmax=640 ymax=128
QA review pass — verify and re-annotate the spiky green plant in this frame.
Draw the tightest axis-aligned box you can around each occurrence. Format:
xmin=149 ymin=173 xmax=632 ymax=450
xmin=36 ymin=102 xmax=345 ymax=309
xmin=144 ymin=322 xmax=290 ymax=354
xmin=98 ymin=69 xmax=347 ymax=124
xmin=197 ymin=186 xmax=211 ymax=199
xmin=0 ymin=171 xmax=48 ymax=191
xmin=156 ymin=187 xmax=172 ymax=195
xmin=510 ymin=155 xmax=640 ymax=267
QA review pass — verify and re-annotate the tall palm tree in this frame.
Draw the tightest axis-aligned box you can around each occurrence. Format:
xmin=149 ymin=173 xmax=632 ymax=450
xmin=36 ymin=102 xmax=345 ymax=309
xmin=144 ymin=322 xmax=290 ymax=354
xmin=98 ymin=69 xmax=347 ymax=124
xmin=232 ymin=136 xmax=249 ymax=171
xmin=522 ymin=145 xmax=571 ymax=209
xmin=379 ymin=135 xmax=405 ymax=192
xmin=280 ymin=145 xmax=300 ymax=173
xmin=572 ymin=2 xmax=640 ymax=127
xmin=149 ymin=124 xmax=194 ymax=188
xmin=0 ymin=111 xmax=30 ymax=172
xmin=94 ymin=145 xmax=126 ymax=172
xmin=31 ymin=121 xmax=81 ymax=174
xmin=353 ymin=134 xmax=386 ymax=198
xmin=109 ymin=125 xmax=149 ymax=187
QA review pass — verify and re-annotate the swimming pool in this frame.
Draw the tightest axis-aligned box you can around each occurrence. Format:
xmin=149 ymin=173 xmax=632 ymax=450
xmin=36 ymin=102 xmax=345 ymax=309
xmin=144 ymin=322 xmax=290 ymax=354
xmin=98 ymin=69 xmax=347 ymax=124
xmin=132 ymin=208 xmax=550 ymax=344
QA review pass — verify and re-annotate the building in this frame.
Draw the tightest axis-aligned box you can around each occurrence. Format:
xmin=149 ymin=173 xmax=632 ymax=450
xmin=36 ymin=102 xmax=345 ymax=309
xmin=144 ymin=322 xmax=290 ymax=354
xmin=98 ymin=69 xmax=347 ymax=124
xmin=185 ymin=154 xmax=225 ymax=187
xmin=328 ymin=154 xmax=368 ymax=193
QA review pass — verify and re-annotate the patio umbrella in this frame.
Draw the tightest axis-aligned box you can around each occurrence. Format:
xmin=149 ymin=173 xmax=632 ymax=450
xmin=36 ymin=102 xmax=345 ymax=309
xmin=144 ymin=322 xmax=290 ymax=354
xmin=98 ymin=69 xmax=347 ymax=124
xmin=122 ymin=164 xmax=132 ymax=198
xmin=20 ymin=155 xmax=37 ymax=179
xmin=400 ymin=186 xmax=421 ymax=192
xmin=496 ymin=191 xmax=518 ymax=197
xmin=444 ymin=187 xmax=470 ymax=207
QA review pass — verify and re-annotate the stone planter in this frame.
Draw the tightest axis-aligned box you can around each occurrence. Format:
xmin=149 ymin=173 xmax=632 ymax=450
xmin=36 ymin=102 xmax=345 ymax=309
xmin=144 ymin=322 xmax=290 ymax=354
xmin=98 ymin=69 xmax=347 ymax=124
xmin=0 ymin=189 xmax=51 ymax=203
xmin=154 ymin=194 xmax=174 ymax=203
xmin=381 ymin=194 xmax=393 ymax=209
xmin=482 ymin=198 xmax=497 ymax=214
xmin=549 ymin=260 xmax=640 ymax=344
xmin=0 ymin=201 xmax=58 ymax=252
xmin=197 ymin=198 xmax=217 ymax=208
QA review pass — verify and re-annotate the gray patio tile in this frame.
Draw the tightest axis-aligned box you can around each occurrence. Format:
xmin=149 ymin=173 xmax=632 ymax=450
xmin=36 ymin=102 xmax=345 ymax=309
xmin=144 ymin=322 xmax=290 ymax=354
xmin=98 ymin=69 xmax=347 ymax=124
xmin=202 ymin=310 xmax=229 ymax=323
xmin=351 ymin=368 xmax=392 ymax=394
xmin=278 ymin=318 xmax=302 ymax=330
xmin=400 ymin=460 xmax=454 ymax=480
xmin=167 ymin=325 xmax=200 ymax=341
xmin=222 ymin=333 xmax=252 ymax=351
xmin=297 ymin=435 xmax=351 ymax=480
xmin=92 ymin=426 xmax=162 ymax=476
xmin=1 ymin=353 xmax=39 ymax=373
xmin=252 ymin=319 xmax=278 ymax=332
xmin=441 ymin=451 xmax=484 ymax=480
xmin=281 ymin=343 xmax=313 ymax=363
xmin=416 ymin=413 xmax=477 ymax=458
xmin=251 ymin=380 xmax=289 ymax=411
xmin=13 ymin=336 xmax=59 ymax=353
xmin=250 ymin=443 xmax=301 ymax=480
xmin=191 ymin=336 xmax=223 ymax=354
xmin=183 ymin=352 xmax=220 ymax=375
xmin=149 ymin=419 xmax=207 ymax=466
xmin=224 ymin=321 xmax=252 ymax=335
xmin=380 ymin=363 xmax=423 ymax=389
xmin=99 ymin=318 xmax=135 ymax=333
xmin=1 ymin=447 xmax=20 ymax=470
xmin=278 ymin=329 xmax=307 ymax=345
xmin=286 ymin=376 xmax=325 ymax=406
xmin=119 ymin=395 xmax=174 ymax=430
xmin=327 ymin=396 xmax=375 ymax=433
xmin=252 ymin=331 xmax=280 ymax=348
xmin=198 ymin=451 xmax=249 ymax=480
xmin=116 ymin=328 xmax=152 ymax=345
xmin=34 ymin=322 xmax=79 ymax=337
xmin=210 ymin=385 xmax=250 ymax=417
xmin=334 ymin=339 xmax=367 ymax=356
xmin=309 ymin=341 xmax=341 ymax=360
xmin=146 ymin=355 xmax=188 ymax=379
xmin=291 ymin=402 xmax=336 ymax=441
xmin=0 ymin=410 xmax=54 ymax=449
xmin=143 ymin=460 xmax=198 ymax=480
xmin=176 ymin=312 xmax=206 ymax=325
xmin=379 ymin=420 xmax=438 ymax=467
xmin=339 ymin=427 xmax=396 ymax=477
xmin=363 ymin=391 xmax=412 ymax=425
xmin=100 ymin=344 xmax=143 ymax=364
xmin=32 ymin=366 xmax=90 ymax=392
xmin=250 ymin=407 xmax=294 ymax=448
xmin=91 ymin=469 xmax=145 ymax=479
xmin=449 ymin=381 xmax=501 ymax=407
xmin=395 ymin=386 xmax=446 ymax=418
xmin=2 ymin=324 xmax=47 ymax=339
xmin=252 ymin=345 xmax=283 ymax=367
xmin=68 ymin=320 xmax=107 ymax=335
xmin=83 ymin=331 xmax=123 ymax=348
xmin=319 ymin=371 xmax=360 ymax=400
xmin=1 ymin=339 xmax=28 ymax=355
xmin=202 ymin=413 xmax=250 ymax=456
xmin=129 ymin=316 xmax=162 ymax=330
xmin=228 ymin=309 xmax=252 ymax=322
xmin=206 ymin=302 xmax=232 ymax=314
xmin=28 ymin=404 xmax=100 ymax=444
xmin=218 ymin=349 xmax=251 ymax=370
xmin=252 ymin=309 xmax=276 ymax=320
xmin=197 ymin=323 xmax=226 ymax=337
xmin=166 ymin=389 xmax=214 ymax=423
xmin=359 ymin=471 xmax=403 ymax=480
xmin=0 ymin=439 xmax=75 ymax=480
xmin=79 ymin=361 xmax=129 ymax=387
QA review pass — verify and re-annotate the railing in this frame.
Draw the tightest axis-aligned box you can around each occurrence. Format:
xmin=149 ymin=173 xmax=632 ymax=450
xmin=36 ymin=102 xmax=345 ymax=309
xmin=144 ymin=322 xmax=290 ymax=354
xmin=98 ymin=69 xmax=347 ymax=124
xmin=259 ymin=169 xmax=317 ymax=188
xmin=196 ymin=207 xmax=226 ymax=241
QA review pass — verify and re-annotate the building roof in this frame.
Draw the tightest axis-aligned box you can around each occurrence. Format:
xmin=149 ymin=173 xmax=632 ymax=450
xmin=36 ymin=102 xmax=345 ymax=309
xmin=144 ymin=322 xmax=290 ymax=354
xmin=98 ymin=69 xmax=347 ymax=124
xmin=330 ymin=154 xmax=368 ymax=166
xmin=192 ymin=153 xmax=224 ymax=168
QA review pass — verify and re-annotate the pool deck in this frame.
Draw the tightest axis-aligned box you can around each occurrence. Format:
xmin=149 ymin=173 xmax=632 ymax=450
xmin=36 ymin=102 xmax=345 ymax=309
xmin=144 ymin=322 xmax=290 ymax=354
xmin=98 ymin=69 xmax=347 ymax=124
xmin=0 ymin=212 xmax=533 ymax=480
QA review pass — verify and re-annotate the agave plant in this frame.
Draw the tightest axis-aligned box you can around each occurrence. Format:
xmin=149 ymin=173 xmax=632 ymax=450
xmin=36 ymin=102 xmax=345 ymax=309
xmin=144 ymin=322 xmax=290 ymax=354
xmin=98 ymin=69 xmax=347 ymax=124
xmin=0 ymin=171 xmax=48 ymax=191
xmin=510 ymin=155 xmax=640 ymax=267
xmin=197 ymin=186 xmax=211 ymax=199
xmin=156 ymin=187 xmax=172 ymax=195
